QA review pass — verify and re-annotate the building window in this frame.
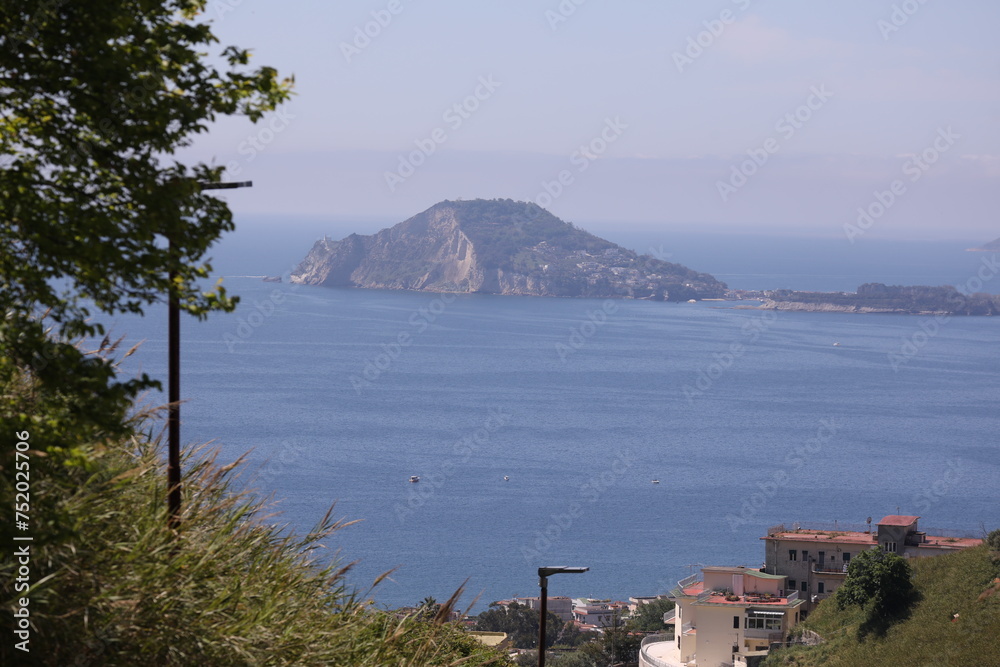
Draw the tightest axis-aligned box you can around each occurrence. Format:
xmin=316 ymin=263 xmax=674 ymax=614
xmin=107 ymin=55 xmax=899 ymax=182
xmin=789 ymin=550 xmax=798 ymax=561
xmin=818 ymin=582 xmax=825 ymax=594
xmin=843 ymin=552 xmax=851 ymax=562
xmin=734 ymin=616 xmax=740 ymax=629
xmin=746 ymin=617 xmax=783 ymax=630
xmin=788 ymin=579 xmax=796 ymax=590
xmin=882 ymin=542 xmax=897 ymax=553
xmin=802 ymin=550 xmax=809 ymax=562
xmin=801 ymin=581 xmax=808 ymax=592
xmin=818 ymin=551 xmax=825 ymax=564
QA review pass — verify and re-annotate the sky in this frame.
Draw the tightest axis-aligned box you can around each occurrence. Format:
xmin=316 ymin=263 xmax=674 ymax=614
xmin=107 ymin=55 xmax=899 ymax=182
xmin=186 ymin=1 xmax=1000 ymax=242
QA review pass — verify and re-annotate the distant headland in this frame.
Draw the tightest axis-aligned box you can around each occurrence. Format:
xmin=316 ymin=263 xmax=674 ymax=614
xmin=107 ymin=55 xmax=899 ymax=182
xmin=290 ymin=199 xmax=726 ymax=301
xmin=967 ymin=236 xmax=1000 ymax=252
xmin=288 ymin=198 xmax=998 ymax=315
xmin=733 ymin=282 xmax=1000 ymax=316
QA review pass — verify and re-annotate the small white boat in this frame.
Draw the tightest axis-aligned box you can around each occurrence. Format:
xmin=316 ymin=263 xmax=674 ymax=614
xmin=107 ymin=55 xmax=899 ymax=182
xmin=651 ymin=479 xmax=660 ymax=484
xmin=409 ymin=475 xmax=420 ymax=483
xmin=833 ymin=342 xmax=841 ymax=347
xmin=503 ymin=476 xmax=510 ymax=481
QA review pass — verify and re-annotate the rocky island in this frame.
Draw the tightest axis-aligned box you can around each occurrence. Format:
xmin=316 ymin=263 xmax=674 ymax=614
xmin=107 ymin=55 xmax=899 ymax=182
xmin=290 ymin=199 xmax=726 ymax=301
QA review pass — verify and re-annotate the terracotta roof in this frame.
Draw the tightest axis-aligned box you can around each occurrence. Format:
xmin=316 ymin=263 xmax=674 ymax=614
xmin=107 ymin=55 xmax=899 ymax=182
xmin=761 ymin=530 xmax=876 ymax=545
xmin=879 ymin=515 xmax=920 ymax=526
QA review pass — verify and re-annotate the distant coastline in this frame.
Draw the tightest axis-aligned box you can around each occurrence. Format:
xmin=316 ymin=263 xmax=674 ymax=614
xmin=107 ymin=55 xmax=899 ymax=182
xmin=728 ymin=281 xmax=999 ymax=316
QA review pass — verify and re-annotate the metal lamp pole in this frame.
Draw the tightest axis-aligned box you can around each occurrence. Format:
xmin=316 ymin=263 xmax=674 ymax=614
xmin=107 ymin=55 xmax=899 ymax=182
xmin=167 ymin=180 xmax=252 ymax=529
xmin=537 ymin=566 xmax=588 ymax=667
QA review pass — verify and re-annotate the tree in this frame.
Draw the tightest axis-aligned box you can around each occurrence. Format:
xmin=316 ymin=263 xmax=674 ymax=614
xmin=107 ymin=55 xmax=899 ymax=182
xmin=627 ymin=597 xmax=675 ymax=633
xmin=475 ymin=602 xmax=563 ymax=650
xmin=415 ymin=596 xmax=441 ymax=622
xmin=985 ymin=528 xmax=1000 ymax=553
xmin=0 ymin=0 xmax=292 ymax=454
xmin=836 ymin=547 xmax=917 ymax=637
xmin=578 ymin=609 xmax=642 ymax=666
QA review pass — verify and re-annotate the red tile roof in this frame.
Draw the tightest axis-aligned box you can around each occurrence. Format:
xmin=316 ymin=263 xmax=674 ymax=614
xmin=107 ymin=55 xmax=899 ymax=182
xmin=879 ymin=515 xmax=920 ymax=526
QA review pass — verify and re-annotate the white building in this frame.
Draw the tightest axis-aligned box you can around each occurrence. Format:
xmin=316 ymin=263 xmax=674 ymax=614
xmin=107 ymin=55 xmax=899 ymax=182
xmin=641 ymin=566 xmax=803 ymax=667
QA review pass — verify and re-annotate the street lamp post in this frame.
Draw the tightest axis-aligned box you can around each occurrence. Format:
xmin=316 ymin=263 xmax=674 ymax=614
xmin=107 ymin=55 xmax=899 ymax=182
xmin=537 ymin=566 xmax=588 ymax=667
xmin=167 ymin=180 xmax=252 ymax=529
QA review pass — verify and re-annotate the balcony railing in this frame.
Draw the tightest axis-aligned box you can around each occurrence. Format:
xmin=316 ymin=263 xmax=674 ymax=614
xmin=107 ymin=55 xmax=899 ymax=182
xmin=677 ymin=573 xmax=700 ymax=589
xmin=744 ymin=627 xmax=783 ymax=639
xmin=639 ymin=634 xmax=675 ymax=667
xmin=813 ymin=564 xmax=848 ymax=574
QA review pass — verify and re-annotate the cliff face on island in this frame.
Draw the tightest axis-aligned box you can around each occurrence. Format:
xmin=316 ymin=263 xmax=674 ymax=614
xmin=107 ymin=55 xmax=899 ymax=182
xmin=290 ymin=199 xmax=727 ymax=300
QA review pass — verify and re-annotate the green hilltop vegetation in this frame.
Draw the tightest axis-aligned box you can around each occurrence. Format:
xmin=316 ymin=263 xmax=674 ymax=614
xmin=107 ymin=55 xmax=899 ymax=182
xmin=446 ymin=198 xmax=619 ymax=269
xmin=0 ymin=351 xmax=512 ymax=666
xmin=763 ymin=283 xmax=1000 ymax=315
xmin=764 ymin=539 xmax=1000 ymax=667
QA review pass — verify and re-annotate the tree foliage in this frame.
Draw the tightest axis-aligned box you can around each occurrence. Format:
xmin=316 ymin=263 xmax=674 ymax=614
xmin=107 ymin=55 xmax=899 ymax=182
xmin=767 ymin=283 xmax=1000 ymax=315
xmin=0 ymin=0 xmax=292 ymax=454
xmin=836 ymin=548 xmax=917 ymax=637
xmin=627 ymin=597 xmax=675 ymax=632
xmin=474 ymin=602 xmax=563 ymax=650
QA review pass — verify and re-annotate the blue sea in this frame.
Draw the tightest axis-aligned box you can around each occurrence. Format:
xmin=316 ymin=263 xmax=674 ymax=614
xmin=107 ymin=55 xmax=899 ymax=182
xmin=109 ymin=224 xmax=1000 ymax=613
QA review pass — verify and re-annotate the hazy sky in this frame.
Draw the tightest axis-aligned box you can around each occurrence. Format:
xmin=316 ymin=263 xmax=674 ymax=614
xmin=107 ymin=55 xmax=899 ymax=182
xmin=188 ymin=1 xmax=999 ymax=242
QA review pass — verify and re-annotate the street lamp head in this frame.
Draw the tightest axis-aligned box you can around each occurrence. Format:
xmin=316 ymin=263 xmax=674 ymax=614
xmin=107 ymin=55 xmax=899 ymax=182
xmin=538 ymin=566 xmax=589 ymax=578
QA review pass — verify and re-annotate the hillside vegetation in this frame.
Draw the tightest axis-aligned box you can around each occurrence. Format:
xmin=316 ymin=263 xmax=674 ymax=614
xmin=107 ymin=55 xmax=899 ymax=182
xmin=764 ymin=540 xmax=1000 ymax=667
xmin=0 ymin=346 xmax=512 ymax=666
xmin=764 ymin=283 xmax=1000 ymax=315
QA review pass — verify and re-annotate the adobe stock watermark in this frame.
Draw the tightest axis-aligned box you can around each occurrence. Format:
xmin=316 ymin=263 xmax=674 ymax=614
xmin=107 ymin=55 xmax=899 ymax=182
xmin=530 ymin=116 xmax=628 ymax=210
xmin=340 ymin=0 xmax=413 ymax=63
xmin=683 ymin=310 xmax=777 ymax=403
xmin=545 ymin=0 xmax=588 ymax=31
xmin=222 ymin=288 xmax=287 ymax=352
xmin=878 ymin=0 xmax=931 ymax=40
xmin=912 ymin=458 xmax=964 ymax=513
xmin=555 ymin=299 xmax=619 ymax=363
xmin=349 ymin=293 xmax=456 ymax=393
xmin=844 ymin=126 xmax=959 ymax=243
xmin=888 ymin=254 xmax=999 ymax=372
xmin=394 ymin=407 xmax=512 ymax=524
xmin=647 ymin=245 xmax=674 ymax=262
xmin=520 ymin=449 xmax=636 ymax=563
xmin=384 ymin=75 xmax=502 ymax=192
xmin=255 ymin=439 xmax=309 ymax=487
xmin=225 ymin=109 xmax=296 ymax=178
xmin=672 ymin=0 xmax=756 ymax=74
xmin=717 ymin=84 xmax=834 ymax=203
xmin=725 ymin=418 xmax=840 ymax=531
xmin=501 ymin=117 xmax=628 ymax=236
xmin=210 ymin=0 xmax=247 ymax=21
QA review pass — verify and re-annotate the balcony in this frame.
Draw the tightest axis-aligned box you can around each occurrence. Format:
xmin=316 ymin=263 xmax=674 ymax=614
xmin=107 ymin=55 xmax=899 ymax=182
xmin=744 ymin=627 xmax=783 ymax=640
xmin=812 ymin=564 xmax=848 ymax=575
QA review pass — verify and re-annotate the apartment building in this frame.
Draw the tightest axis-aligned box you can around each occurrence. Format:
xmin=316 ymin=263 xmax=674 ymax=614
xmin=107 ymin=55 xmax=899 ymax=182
xmin=660 ymin=566 xmax=804 ymax=667
xmin=761 ymin=515 xmax=982 ymax=609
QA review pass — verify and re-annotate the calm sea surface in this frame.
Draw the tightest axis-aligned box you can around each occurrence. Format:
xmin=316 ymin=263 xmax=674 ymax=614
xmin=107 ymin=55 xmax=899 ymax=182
xmin=111 ymin=265 xmax=1000 ymax=612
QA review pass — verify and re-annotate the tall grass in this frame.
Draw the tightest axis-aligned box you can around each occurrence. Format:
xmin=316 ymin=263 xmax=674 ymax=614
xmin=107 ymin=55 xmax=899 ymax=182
xmin=1 ymin=354 xmax=511 ymax=666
